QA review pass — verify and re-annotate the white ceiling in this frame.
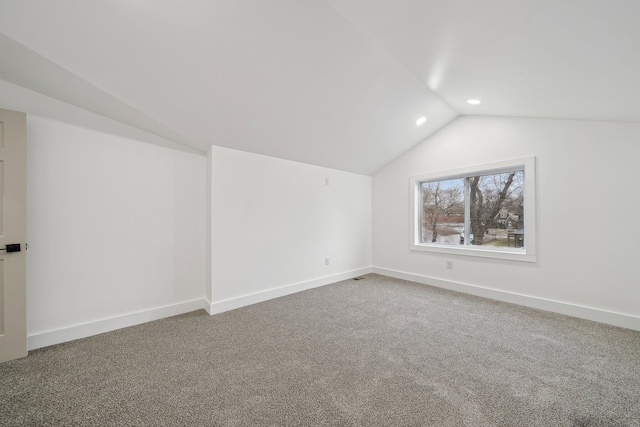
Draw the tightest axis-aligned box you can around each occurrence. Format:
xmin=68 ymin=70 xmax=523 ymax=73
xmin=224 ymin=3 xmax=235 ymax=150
xmin=0 ymin=1 xmax=638 ymax=174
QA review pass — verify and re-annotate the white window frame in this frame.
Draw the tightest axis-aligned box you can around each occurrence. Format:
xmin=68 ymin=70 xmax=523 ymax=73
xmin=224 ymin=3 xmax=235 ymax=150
xmin=410 ymin=156 xmax=536 ymax=262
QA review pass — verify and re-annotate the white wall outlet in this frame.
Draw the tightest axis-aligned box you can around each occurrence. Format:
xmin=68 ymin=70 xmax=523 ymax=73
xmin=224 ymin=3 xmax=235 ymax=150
xmin=325 ymin=177 xmax=330 ymax=186
xmin=446 ymin=260 xmax=453 ymax=270
xmin=325 ymin=257 xmax=330 ymax=265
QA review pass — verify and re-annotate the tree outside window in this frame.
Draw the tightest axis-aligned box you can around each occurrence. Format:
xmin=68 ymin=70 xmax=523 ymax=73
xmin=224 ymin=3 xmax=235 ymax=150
xmin=469 ymin=170 xmax=523 ymax=246
xmin=410 ymin=157 xmax=535 ymax=261
xmin=419 ymin=170 xmax=524 ymax=248
xmin=420 ymin=178 xmax=464 ymax=245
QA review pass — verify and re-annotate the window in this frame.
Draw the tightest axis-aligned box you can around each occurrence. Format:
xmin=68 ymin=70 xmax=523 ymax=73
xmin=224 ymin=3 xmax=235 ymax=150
xmin=410 ymin=157 xmax=536 ymax=262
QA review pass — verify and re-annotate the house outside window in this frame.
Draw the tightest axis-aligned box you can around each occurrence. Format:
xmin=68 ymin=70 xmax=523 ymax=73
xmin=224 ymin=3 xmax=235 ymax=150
xmin=410 ymin=157 xmax=536 ymax=262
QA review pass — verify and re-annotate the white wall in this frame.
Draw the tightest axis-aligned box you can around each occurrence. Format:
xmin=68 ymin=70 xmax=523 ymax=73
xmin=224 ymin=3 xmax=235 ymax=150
xmin=208 ymin=145 xmax=371 ymax=311
xmin=373 ymin=116 xmax=640 ymax=329
xmin=27 ymin=116 xmax=206 ymax=347
xmin=0 ymin=78 xmax=199 ymax=155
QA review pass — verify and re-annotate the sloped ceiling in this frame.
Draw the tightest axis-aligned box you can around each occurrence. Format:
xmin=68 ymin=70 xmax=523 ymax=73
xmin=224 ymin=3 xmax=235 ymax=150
xmin=0 ymin=1 xmax=638 ymax=174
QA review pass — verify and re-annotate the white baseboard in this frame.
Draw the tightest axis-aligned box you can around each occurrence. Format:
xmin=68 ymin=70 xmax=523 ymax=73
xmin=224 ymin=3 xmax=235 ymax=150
xmin=28 ymin=298 xmax=209 ymax=351
xmin=373 ymin=267 xmax=640 ymax=332
xmin=38 ymin=266 xmax=628 ymax=351
xmin=207 ymin=267 xmax=373 ymax=315
xmin=27 ymin=269 xmax=373 ymax=351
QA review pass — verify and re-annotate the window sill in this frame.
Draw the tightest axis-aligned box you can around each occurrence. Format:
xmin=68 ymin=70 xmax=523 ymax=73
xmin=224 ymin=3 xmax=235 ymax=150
xmin=410 ymin=242 xmax=536 ymax=262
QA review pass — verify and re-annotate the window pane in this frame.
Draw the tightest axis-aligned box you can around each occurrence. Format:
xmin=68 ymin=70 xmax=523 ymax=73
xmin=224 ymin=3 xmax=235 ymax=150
xmin=468 ymin=170 xmax=524 ymax=248
xmin=420 ymin=178 xmax=464 ymax=245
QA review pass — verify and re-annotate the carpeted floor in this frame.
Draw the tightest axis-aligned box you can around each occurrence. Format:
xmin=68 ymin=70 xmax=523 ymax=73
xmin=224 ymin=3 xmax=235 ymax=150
xmin=1 ymin=274 xmax=639 ymax=426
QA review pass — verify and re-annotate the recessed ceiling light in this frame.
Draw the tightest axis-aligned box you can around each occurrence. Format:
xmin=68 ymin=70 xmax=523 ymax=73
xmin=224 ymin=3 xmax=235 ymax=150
xmin=467 ymin=99 xmax=482 ymax=105
xmin=416 ymin=116 xmax=427 ymax=126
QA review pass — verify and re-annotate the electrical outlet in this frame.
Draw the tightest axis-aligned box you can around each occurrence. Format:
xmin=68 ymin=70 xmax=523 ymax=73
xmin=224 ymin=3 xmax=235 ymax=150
xmin=446 ymin=260 xmax=453 ymax=270
xmin=325 ymin=257 xmax=330 ymax=265
xmin=325 ymin=177 xmax=330 ymax=186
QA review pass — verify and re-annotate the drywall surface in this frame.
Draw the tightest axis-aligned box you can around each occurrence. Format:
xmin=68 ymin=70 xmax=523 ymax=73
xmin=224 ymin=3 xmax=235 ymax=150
xmin=208 ymin=145 xmax=371 ymax=303
xmin=27 ymin=116 xmax=206 ymax=336
xmin=0 ymin=77 xmax=199 ymax=155
xmin=373 ymin=116 xmax=640 ymax=322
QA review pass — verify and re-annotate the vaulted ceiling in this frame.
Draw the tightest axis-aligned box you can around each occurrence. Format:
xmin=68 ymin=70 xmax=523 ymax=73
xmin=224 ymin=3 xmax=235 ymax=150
xmin=0 ymin=1 xmax=638 ymax=175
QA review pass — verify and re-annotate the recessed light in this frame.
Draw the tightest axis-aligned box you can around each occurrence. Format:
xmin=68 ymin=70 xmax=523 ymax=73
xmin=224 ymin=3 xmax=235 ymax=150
xmin=467 ymin=99 xmax=482 ymax=105
xmin=416 ymin=116 xmax=427 ymax=126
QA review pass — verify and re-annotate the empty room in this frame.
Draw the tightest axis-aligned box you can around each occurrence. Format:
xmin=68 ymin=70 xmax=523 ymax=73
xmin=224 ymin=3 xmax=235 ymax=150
xmin=1 ymin=1 xmax=639 ymax=425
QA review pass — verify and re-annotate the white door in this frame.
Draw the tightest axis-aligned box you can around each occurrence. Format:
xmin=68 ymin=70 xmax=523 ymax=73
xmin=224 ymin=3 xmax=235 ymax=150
xmin=0 ymin=107 xmax=27 ymax=363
